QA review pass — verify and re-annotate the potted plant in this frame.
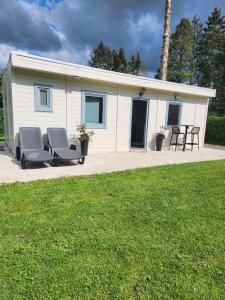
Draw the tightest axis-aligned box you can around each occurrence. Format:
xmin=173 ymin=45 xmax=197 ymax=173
xmin=156 ymin=126 xmax=166 ymax=151
xmin=77 ymin=124 xmax=94 ymax=156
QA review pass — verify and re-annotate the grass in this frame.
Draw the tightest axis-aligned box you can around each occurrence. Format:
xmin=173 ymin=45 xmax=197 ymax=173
xmin=0 ymin=160 xmax=225 ymax=299
xmin=0 ymin=135 xmax=4 ymax=141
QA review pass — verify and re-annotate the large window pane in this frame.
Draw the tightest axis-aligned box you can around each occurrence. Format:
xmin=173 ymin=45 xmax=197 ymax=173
xmin=40 ymin=89 xmax=48 ymax=106
xmin=167 ymin=103 xmax=180 ymax=126
xmin=85 ymin=96 xmax=103 ymax=124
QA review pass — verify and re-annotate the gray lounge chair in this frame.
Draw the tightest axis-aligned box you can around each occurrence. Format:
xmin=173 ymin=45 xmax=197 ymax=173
xmin=47 ymin=128 xmax=84 ymax=165
xmin=19 ymin=127 xmax=53 ymax=169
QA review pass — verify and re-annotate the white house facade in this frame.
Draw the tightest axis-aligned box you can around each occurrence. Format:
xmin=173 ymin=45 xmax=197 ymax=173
xmin=3 ymin=52 xmax=216 ymax=155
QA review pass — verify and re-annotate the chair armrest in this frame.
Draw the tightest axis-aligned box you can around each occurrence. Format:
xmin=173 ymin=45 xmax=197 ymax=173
xmin=70 ymin=144 xmax=77 ymax=150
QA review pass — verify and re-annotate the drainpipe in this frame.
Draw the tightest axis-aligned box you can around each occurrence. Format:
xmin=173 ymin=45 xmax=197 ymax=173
xmin=115 ymin=85 xmax=119 ymax=152
xmin=193 ymin=102 xmax=197 ymax=125
xmin=202 ymin=98 xmax=209 ymax=147
xmin=65 ymin=76 xmax=68 ymax=130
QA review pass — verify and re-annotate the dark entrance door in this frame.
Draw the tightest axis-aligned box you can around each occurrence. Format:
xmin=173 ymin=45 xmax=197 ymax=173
xmin=131 ymin=100 xmax=148 ymax=148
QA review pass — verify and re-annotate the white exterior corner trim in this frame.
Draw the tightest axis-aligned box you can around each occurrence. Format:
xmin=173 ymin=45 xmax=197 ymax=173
xmin=10 ymin=51 xmax=216 ymax=98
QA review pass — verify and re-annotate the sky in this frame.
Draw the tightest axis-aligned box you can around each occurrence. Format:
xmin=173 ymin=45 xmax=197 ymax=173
xmin=0 ymin=0 xmax=224 ymax=77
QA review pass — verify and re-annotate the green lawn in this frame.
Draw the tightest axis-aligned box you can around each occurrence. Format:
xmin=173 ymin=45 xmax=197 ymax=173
xmin=0 ymin=161 xmax=225 ymax=299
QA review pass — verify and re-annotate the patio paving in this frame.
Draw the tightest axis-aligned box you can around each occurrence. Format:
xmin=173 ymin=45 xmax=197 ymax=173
xmin=0 ymin=146 xmax=225 ymax=184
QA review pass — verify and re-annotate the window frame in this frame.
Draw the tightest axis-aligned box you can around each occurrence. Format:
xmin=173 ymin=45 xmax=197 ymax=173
xmin=34 ymin=83 xmax=53 ymax=112
xmin=166 ymin=101 xmax=182 ymax=128
xmin=81 ymin=91 xmax=107 ymax=128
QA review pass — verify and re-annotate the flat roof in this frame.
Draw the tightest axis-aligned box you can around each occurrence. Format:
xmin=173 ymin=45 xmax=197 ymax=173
xmin=10 ymin=51 xmax=216 ymax=98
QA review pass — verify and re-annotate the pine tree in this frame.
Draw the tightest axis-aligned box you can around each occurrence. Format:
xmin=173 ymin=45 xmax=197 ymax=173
xmin=198 ymin=8 xmax=225 ymax=114
xmin=189 ymin=16 xmax=203 ymax=85
xmin=89 ymin=42 xmax=145 ymax=76
xmin=167 ymin=18 xmax=193 ymax=83
xmin=0 ymin=71 xmax=3 ymax=108
xmin=112 ymin=48 xmax=127 ymax=73
xmin=88 ymin=41 xmax=114 ymax=70
xmin=128 ymin=52 xmax=143 ymax=75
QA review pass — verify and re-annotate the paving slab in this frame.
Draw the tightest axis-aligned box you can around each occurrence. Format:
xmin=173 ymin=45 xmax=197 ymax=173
xmin=0 ymin=147 xmax=225 ymax=184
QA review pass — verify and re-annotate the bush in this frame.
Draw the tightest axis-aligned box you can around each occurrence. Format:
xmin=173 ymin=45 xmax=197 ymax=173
xmin=205 ymin=113 xmax=225 ymax=145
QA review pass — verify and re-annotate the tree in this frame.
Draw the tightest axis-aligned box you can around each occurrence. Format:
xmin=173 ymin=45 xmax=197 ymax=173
xmin=189 ymin=16 xmax=203 ymax=85
xmin=128 ymin=52 xmax=143 ymax=75
xmin=198 ymin=7 xmax=225 ymax=114
xmin=167 ymin=18 xmax=194 ymax=83
xmin=88 ymin=41 xmax=114 ymax=70
xmin=160 ymin=16 xmax=203 ymax=85
xmin=159 ymin=0 xmax=172 ymax=80
xmin=89 ymin=41 xmax=145 ymax=75
xmin=0 ymin=71 xmax=3 ymax=108
xmin=112 ymin=48 xmax=127 ymax=73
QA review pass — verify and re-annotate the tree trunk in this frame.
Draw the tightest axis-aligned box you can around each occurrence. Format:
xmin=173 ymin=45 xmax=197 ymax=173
xmin=159 ymin=0 xmax=172 ymax=81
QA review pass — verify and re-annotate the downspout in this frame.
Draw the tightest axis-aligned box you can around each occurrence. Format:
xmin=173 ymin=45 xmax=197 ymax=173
xmin=193 ymin=102 xmax=197 ymax=125
xmin=65 ymin=76 xmax=68 ymax=130
xmin=154 ymin=97 xmax=159 ymax=151
xmin=115 ymin=85 xmax=119 ymax=152
xmin=155 ymin=97 xmax=159 ymax=134
xmin=202 ymin=98 xmax=209 ymax=147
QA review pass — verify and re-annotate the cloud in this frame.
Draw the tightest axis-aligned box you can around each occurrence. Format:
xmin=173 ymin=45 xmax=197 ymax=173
xmin=0 ymin=0 xmax=224 ymax=75
xmin=42 ymin=31 xmax=90 ymax=65
xmin=0 ymin=0 xmax=61 ymax=52
xmin=0 ymin=44 xmax=28 ymax=68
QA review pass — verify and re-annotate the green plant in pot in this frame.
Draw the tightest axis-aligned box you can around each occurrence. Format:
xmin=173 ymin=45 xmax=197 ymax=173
xmin=156 ymin=126 xmax=166 ymax=151
xmin=77 ymin=124 xmax=94 ymax=156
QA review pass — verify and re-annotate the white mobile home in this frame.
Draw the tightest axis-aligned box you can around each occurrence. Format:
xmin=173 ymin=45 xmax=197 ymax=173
xmin=3 ymin=52 xmax=216 ymax=155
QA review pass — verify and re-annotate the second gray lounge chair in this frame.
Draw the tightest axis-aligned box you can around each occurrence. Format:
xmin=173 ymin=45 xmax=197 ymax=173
xmin=19 ymin=127 xmax=53 ymax=169
xmin=47 ymin=128 xmax=84 ymax=165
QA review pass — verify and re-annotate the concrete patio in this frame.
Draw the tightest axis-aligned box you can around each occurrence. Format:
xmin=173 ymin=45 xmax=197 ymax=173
xmin=0 ymin=146 xmax=225 ymax=184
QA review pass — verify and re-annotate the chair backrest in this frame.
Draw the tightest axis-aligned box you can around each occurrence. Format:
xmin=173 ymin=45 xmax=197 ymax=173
xmin=172 ymin=126 xmax=180 ymax=134
xmin=191 ymin=127 xmax=200 ymax=134
xmin=47 ymin=128 xmax=70 ymax=149
xmin=19 ymin=127 xmax=43 ymax=151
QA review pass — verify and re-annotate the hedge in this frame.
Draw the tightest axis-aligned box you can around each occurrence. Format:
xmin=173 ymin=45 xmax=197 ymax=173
xmin=205 ymin=113 xmax=225 ymax=146
xmin=0 ymin=108 xmax=4 ymax=136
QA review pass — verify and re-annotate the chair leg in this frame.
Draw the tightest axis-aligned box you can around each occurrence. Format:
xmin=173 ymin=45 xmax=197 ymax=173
xmin=78 ymin=157 xmax=85 ymax=164
xmin=175 ymin=134 xmax=178 ymax=151
xmin=191 ymin=134 xmax=194 ymax=151
xmin=198 ymin=133 xmax=199 ymax=150
xmin=21 ymin=155 xmax=26 ymax=169
xmin=168 ymin=134 xmax=173 ymax=150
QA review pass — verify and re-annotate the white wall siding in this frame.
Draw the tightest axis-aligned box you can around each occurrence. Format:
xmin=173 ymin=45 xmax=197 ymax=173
xmin=145 ymin=93 xmax=159 ymax=150
xmin=13 ymin=70 xmax=67 ymax=139
xmin=194 ymin=99 xmax=208 ymax=146
xmin=116 ymin=87 xmax=139 ymax=152
xmin=2 ymin=63 xmax=14 ymax=149
xmin=67 ymin=79 xmax=118 ymax=153
xmin=9 ymin=68 xmax=209 ymax=154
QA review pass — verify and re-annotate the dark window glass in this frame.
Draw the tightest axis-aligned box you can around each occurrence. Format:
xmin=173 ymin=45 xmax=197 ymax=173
xmin=167 ymin=103 xmax=180 ymax=126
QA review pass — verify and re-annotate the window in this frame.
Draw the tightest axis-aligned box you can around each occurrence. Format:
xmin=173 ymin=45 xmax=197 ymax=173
xmin=167 ymin=102 xmax=182 ymax=126
xmin=34 ymin=84 xmax=52 ymax=112
xmin=82 ymin=92 xmax=107 ymax=128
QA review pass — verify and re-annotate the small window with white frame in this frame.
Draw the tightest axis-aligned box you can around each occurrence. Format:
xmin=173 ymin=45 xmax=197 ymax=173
xmin=166 ymin=101 xmax=182 ymax=126
xmin=34 ymin=84 xmax=52 ymax=112
xmin=82 ymin=91 xmax=107 ymax=128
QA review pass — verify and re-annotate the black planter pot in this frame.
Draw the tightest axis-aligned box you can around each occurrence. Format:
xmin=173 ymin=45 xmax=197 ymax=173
xmin=80 ymin=139 xmax=89 ymax=156
xmin=156 ymin=134 xmax=164 ymax=151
